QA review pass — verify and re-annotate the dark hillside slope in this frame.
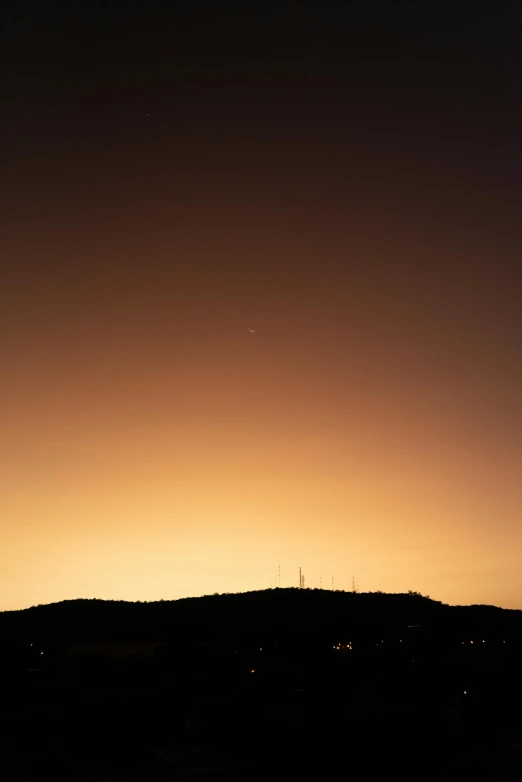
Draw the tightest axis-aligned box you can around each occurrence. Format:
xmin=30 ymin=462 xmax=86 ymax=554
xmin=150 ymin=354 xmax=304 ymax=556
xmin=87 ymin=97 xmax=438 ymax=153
xmin=0 ymin=589 xmax=520 ymax=643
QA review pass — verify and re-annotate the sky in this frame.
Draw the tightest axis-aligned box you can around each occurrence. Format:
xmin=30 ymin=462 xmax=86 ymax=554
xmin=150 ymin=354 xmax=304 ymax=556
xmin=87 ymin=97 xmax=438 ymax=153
xmin=2 ymin=1 xmax=522 ymax=610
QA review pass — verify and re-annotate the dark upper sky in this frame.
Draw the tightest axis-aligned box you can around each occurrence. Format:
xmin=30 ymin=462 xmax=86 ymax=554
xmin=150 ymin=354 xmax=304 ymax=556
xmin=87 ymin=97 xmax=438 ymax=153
xmin=2 ymin=1 xmax=522 ymax=609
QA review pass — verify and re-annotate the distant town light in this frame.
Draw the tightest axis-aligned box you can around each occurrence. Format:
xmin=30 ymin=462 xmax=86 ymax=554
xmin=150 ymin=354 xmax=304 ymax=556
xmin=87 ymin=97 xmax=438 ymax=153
xmin=250 ymin=669 xmax=255 ymax=673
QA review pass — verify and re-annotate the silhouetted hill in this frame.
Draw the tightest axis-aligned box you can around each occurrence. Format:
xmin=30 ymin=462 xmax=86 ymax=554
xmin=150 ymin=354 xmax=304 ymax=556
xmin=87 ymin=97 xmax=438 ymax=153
xmin=0 ymin=589 xmax=520 ymax=644
xmin=2 ymin=590 xmax=522 ymax=781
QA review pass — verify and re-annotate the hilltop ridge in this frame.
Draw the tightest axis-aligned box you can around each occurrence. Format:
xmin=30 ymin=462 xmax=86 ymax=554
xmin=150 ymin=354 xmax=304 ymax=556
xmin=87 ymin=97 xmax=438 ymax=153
xmin=0 ymin=588 xmax=519 ymax=642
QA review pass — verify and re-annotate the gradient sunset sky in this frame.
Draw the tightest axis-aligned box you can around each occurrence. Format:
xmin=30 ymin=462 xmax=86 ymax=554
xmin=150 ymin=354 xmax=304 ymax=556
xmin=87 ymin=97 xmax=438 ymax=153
xmin=2 ymin=1 xmax=522 ymax=610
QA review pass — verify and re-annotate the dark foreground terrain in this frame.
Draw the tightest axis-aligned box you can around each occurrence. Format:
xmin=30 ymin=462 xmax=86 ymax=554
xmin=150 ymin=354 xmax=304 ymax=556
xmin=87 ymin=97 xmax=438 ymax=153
xmin=2 ymin=589 xmax=522 ymax=780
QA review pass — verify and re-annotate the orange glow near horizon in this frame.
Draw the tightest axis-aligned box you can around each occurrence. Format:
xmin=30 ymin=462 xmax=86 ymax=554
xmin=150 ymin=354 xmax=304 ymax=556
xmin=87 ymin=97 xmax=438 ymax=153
xmin=2 ymin=214 xmax=521 ymax=611
xmin=2 ymin=9 xmax=522 ymax=611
